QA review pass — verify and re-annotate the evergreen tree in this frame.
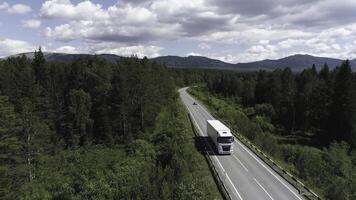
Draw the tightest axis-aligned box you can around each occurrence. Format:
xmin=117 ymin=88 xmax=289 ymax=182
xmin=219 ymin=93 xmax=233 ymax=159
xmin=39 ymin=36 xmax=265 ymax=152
xmin=255 ymin=70 xmax=270 ymax=104
xmin=350 ymin=73 xmax=356 ymax=148
xmin=266 ymin=69 xmax=283 ymax=116
xmin=329 ymin=60 xmax=354 ymax=142
xmin=295 ymin=68 xmax=318 ymax=130
xmin=310 ymin=64 xmax=332 ymax=132
xmin=67 ymin=89 xmax=93 ymax=147
xmin=0 ymin=96 xmax=24 ymax=199
xmin=280 ymin=68 xmax=296 ymax=132
xmin=32 ymin=47 xmax=46 ymax=83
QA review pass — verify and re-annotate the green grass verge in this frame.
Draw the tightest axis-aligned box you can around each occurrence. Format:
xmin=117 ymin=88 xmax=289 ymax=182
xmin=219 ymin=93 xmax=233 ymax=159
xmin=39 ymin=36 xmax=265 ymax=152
xmin=176 ymin=99 xmax=223 ymax=200
xmin=187 ymin=86 xmax=324 ymax=200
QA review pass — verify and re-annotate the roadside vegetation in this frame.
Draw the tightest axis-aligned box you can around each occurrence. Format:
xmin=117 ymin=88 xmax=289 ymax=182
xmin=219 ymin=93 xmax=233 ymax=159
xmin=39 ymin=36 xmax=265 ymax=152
xmin=0 ymin=48 xmax=220 ymax=199
xmin=171 ymin=63 xmax=356 ymax=200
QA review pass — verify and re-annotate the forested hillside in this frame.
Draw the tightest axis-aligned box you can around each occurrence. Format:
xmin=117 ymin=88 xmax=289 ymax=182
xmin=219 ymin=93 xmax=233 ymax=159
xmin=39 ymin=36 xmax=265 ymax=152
xmin=171 ymin=62 xmax=356 ymax=199
xmin=0 ymin=49 xmax=220 ymax=199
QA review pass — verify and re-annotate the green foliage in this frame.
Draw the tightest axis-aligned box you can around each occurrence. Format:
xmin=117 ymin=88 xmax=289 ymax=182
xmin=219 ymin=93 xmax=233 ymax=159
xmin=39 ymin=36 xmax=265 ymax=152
xmin=152 ymin=101 xmax=221 ymax=199
xmin=254 ymin=103 xmax=276 ymax=119
xmin=32 ymin=47 xmax=46 ymax=83
xmin=67 ymin=89 xmax=93 ymax=147
xmin=0 ymin=96 xmax=25 ymax=199
xmin=14 ymin=101 xmax=220 ymax=200
xmin=0 ymin=49 xmax=220 ymax=199
xmin=252 ymin=116 xmax=275 ymax=133
xmin=189 ymin=87 xmax=261 ymax=140
xmin=329 ymin=61 xmax=356 ymax=143
xmin=254 ymin=132 xmax=280 ymax=157
xmin=189 ymin=85 xmax=356 ymax=199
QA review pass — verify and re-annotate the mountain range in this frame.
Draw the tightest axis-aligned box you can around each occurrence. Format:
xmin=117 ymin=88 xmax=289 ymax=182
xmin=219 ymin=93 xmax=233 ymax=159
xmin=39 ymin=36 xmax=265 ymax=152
xmin=5 ymin=52 xmax=356 ymax=71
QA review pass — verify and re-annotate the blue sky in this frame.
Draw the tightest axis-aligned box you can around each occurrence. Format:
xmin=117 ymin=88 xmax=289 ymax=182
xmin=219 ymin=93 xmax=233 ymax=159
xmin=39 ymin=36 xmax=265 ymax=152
xmin=1 ymin=0 xmax=356 ymax=63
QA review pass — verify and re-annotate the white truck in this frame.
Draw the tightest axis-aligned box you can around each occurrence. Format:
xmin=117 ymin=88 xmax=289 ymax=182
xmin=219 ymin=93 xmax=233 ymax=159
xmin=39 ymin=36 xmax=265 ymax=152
xmin=207 ymin=120 xmax=234 ymax=154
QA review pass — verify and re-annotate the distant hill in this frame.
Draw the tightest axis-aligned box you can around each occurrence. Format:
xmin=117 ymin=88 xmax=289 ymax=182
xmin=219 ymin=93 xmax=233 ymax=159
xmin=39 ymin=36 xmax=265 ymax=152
xmin=151 ymin=55 xmax=235 ymax=69
xmin=155 ymin=54 xmax=356 ymax=71
xmin=5 ymin=52 xmax=356 ymax=71
xmin=236 ymin=54 xmax=347 ymax=71
xmin=8 ymin=52 xmax=124 ymax=63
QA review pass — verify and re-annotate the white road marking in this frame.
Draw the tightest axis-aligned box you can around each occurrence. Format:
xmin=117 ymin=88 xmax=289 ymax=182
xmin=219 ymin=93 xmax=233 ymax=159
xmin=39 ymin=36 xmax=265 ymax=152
xmin=183 ymin=89 xmax=303 ymax=200
xmin=226 ymin=173 xmax=244 ymax=200
xmin=182 ymin=92 xmax=244 ymax=200
xmin=253 ymin=178 xmax=274 ymax=200
xmin=183 ymin=90 xmax=214 ymax=119
xmin=236 ymin=140 xmax=303 ymax=200
xmin=233 ymin=155 xmax=249 ymax=172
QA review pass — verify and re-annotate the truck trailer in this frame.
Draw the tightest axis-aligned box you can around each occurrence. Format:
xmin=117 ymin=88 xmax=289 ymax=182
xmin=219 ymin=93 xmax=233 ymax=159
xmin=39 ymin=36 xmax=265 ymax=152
xmin=207 ymin=120 xmax=234 ymax=154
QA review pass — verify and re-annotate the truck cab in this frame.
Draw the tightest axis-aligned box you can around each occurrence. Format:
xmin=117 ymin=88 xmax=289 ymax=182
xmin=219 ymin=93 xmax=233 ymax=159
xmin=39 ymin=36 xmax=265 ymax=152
xmin=207 ymin=120 xmax=234 ymax=154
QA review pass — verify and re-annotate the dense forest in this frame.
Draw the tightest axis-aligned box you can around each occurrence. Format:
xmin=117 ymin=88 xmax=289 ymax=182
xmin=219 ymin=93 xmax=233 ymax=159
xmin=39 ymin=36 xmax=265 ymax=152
xmin=171 ymin=63 xmax=356 ymax=199
xmin=2 ymin=47 xmax=356 ymax=199
xmin=0 ymin=48 xmax=220 ymax=199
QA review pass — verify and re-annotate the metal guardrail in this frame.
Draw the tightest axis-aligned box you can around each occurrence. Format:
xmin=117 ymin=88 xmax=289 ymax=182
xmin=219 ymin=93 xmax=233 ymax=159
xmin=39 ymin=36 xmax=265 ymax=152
xmin=188 ymin=89 xmax=322 ymax=200
xmin=224 ymin=122 xmax=321 ymax=200
xmin=187 ymin=113 xmax=232 ymax=200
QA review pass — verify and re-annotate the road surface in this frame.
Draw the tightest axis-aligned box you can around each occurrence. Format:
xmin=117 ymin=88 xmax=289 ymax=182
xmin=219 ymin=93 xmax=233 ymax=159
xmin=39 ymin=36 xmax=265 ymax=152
xmin=179 ymin=87 xmax=304 ymax=200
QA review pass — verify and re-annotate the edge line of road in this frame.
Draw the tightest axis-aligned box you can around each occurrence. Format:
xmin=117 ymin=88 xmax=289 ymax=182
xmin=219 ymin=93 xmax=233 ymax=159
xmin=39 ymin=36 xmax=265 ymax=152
xmin=184 ymin=87 xmax=305 ymax=200
xmin=236 ymin=139 xmax=303 ymax=200
xmin=181 ymin=93 xmax=243 ymax=200
xmin=233 ymin=155 xmax=249 ymax=172
xmin=253 ymin=178 xmax=275 ymax=200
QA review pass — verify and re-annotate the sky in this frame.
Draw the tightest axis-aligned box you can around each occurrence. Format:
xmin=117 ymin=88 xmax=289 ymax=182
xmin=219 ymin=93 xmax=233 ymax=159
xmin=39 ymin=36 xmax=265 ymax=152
xmin=1 ymin=0 xmax=356 ymax=63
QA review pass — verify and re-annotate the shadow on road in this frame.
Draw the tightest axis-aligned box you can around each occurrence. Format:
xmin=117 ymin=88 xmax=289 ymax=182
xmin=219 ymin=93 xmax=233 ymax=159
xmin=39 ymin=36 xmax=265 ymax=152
xmin=194 ymin=136 xmax=229 ymax=156
xmin=188 ymin=113 xmax=228 ymax=156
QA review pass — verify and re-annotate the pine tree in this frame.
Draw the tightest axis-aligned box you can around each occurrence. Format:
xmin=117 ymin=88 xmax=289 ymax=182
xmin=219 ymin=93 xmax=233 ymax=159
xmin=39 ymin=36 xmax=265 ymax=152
xmin=329 ymin=60 xmax=354 ymax=142
xmin=255 ymin=70 xmax=270 ymax=104
xmin=67 ymin=89 xmax=93 ymax=146
xmin=32 ymin=47 xmax=46 ymax=83
xmin=295 ymin=68 xmax=318 ymax=130
xmin=280 ymin=67 xmax=296 ymax=132
xmin=310 ymin=64 xmax=332 ymax=132
xmin=0 ymin=96 xmax=24 ymax=199
xmin=350 ymin=73 xmax=356 ymax=148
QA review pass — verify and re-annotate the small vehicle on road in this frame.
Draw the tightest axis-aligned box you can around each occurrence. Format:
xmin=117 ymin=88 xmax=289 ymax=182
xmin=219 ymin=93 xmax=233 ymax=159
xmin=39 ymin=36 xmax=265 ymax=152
xmin=193 ymin=102 xmax=197 ymax=105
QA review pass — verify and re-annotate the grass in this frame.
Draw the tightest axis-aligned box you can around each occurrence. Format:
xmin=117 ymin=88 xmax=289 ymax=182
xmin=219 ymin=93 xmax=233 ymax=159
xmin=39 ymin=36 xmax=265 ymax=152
xmin=177 ymin=99 xmax=223 ymax=200
xmin=187 ymin=86 xmax=324 ymax=199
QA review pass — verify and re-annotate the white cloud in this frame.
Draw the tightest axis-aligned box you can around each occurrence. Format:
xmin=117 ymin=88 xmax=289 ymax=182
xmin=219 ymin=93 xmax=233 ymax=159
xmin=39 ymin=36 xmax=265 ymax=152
xmin=41 ymin=1 xmax=181 ymax=43
xmin=23 ymin=19 xmax=41 ymax=29
xmin=40 ymin=0 xmax=108 ymax=20
xmin=7 ymin=3 xmax=32 ymax=14
xmin=45 ymin=23 xmax=76 ymax=41
xmin=91 ymin=43 xmax=163 ymax=58
xmin=274 ymin=23 xmax=356 ymax=60
xmin=259 ymin=40 xmax=270 ymax=45
xmin=213 ymin=54 xmax=240 ymax=63
xmin=55 ymin=45 xmax=78 ymax=54
xmin=278 ymin=39 xmax=304 ymax=49
xmin=189 ymin=42 xmax=280 ymax=63
xmin=34 ymin=0 xmax=356 ymax=61
xmin=219 ymin=44 xmax=279 ymax=63
xmin=199 ymin=28 xmax=312 ymax=44
xmin=0 ymin=2 xmax=8 ymax=10
xmin=187 ymin=52 xmax=203 ymax=56
xmin=150 ymin=0 xmax=208 ymax=16
xmin=40 ymin=0 xmax=239 ymax=44
xmin=184 ymin=52 xmax=241 ymax=63
xmin=108 ymin=4 xmax=157 ymax=25
xmin=0 ymin=38 xmax=35 ymax=57
xmin=198 ymin=43 xmax=211 ymax=50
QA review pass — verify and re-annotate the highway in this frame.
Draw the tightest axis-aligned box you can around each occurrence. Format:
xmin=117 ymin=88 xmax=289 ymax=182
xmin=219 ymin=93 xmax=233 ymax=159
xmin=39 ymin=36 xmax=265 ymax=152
xmin=179 ymin=87 xmax=305 ymax=200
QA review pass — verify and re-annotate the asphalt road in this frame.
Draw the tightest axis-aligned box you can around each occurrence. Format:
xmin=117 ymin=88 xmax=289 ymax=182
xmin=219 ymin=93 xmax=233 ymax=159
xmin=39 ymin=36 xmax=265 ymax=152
xmin=179 ymin=87 xmax=305 ymax=200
